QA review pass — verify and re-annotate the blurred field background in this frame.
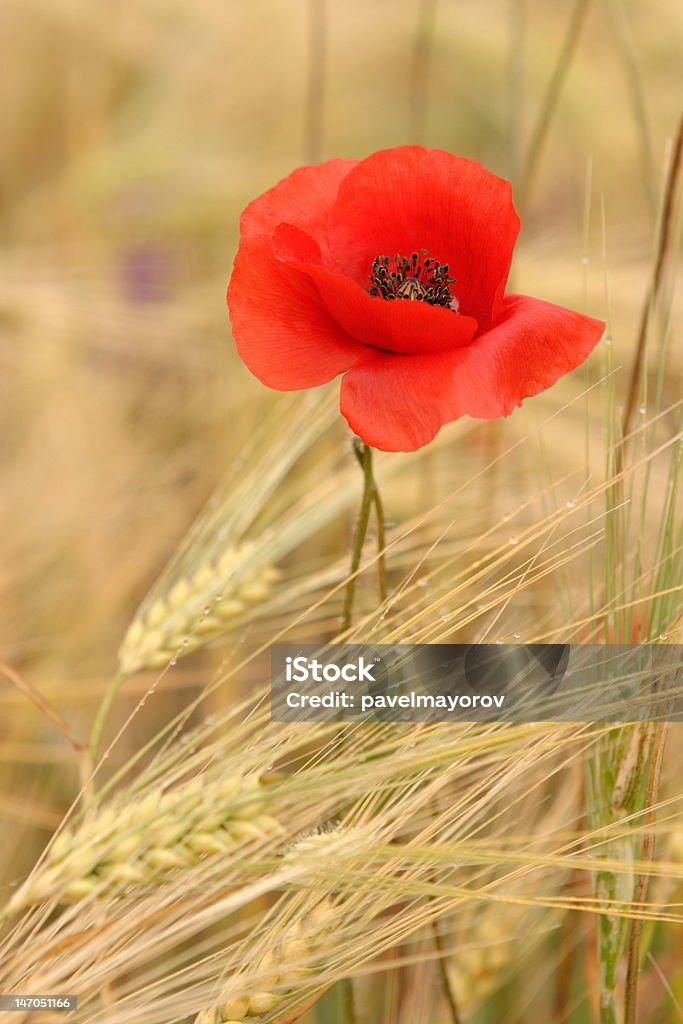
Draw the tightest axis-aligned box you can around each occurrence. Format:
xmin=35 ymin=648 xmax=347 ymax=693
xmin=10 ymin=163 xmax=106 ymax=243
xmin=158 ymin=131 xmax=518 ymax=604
xmin=1 ymin=1 xmax=682 ymax=1021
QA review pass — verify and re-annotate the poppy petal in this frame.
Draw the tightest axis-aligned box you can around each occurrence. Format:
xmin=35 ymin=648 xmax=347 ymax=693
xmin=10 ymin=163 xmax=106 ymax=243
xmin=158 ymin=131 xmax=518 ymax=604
xmin=309 ymin=268 xmax=478 ymax=354
xmin=340 ymin=294 xmax=604 ymax=451
xmin=239 ymin=158 xmax=356 ymax=255
xmin=272 ymin=234 xmax=478 ymax=355
xmin=272 ymin=222 xmax=324 ymax=266
xmin=453 ymin=294 xmax=605 ymax=418
xmin=228 ymin=241 xmax=366 ymax=390
xmin=326 ymin=146 xmax=520 ymax=330
xmin=340 ymin=350 xmax=462 ymax=451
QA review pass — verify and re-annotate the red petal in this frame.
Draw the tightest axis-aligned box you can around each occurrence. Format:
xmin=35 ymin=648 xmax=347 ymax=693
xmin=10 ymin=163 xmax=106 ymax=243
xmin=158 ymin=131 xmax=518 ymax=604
xmin=228 ymin=241 xmax=366 ymax=390
xmin=326 ymin=147 xmax=520 ymax=331
xmin=239 ymin=159 xmax=356 ymax=256
xmin=455 ymin=294 xmax=606 ymax=417
xmin=340 ymin=294 xmax=605 ymax=451
xmin=272 ymin=222 xmax=324 ymax=265
xmin=273 ymin=237 xmax=478 ymax=354
xmin=228 ymin=161 xmax=364 ymax=390
xmin=340 ymin=350 xmax=463 ymax=451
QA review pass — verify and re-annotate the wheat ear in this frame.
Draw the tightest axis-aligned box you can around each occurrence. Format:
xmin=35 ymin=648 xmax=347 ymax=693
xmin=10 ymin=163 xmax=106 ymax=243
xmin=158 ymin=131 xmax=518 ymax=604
xmin=118 ymin=542 xmax=280 ymax=674
xmin=6 ymin=773 xmax=281 ymax=916
xmin=195 ymin=899 xmax=335 ymax=1024
xmin=446 ymin=901 xmax=550 ymax=1014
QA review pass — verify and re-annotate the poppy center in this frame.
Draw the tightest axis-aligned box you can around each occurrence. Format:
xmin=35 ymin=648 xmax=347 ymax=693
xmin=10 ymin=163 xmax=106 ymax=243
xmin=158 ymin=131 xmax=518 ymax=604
xmin=368 ymin=250 xmax=457 ymax=310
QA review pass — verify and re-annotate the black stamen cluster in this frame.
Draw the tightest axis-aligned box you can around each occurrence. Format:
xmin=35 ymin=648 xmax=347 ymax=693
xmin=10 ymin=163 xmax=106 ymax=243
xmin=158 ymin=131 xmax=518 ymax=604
xmin=368 ymin=250 xmax=457 ymax=308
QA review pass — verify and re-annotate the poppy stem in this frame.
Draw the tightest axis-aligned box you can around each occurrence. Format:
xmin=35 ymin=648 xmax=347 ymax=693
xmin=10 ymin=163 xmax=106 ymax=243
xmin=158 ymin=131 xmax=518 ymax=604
xmin=341 ymin=439 xmax=387 ymax=633
xmin=354 ymin=441 xmax=387 ymax=605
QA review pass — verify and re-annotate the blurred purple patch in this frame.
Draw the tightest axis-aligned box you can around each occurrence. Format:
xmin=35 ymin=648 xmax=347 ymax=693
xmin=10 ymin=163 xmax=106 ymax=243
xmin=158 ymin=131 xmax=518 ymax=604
xmin=120 ymin=243 xmax=173 ymax=304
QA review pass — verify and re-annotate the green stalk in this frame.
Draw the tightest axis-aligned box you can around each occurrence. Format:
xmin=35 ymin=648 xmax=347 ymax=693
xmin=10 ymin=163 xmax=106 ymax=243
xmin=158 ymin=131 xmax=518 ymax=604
xmin=591 ymin=723 xmax=653 ymax=1023
xmin=315 ymin=979 xmax=357 ymax=1024
xmin=623 ymin=723 xmax=667 ymax=1024
xmin=88 ymin=669 xmax=125 ymax=768
xmin=517 ymin=0 xmax=592 ymax=215
xmin=341 ymin=440 xmax=387 ymax=633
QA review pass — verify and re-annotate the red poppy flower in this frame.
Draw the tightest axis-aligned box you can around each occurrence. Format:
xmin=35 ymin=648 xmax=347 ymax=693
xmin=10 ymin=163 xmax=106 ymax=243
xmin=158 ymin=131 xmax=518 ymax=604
xmin=228 ymin=146 xmax=604 ymax=452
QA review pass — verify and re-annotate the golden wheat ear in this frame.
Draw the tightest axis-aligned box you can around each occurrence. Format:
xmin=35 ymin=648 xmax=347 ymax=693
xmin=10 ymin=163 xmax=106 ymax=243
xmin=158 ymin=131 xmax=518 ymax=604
xmin=196 ymin=988 xmax=331 ymax=1024
xmin=5 ymin=773 xmax=282 ymax=916
xmin=195 ymin=899 xmax=336 ymax=1024
xmin=118 ymin=545 xmax=281 ymax=674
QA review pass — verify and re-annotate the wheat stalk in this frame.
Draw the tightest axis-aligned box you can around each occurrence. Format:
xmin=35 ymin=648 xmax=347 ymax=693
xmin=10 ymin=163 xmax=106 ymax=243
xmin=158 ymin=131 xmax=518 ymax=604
xmin=195 ymin=898 xmax=335 ymax=1024
xmin=118 ymin=543 xmax=281 ymax=674
xmin=5 ymin=772 xmax=282 ymax=917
